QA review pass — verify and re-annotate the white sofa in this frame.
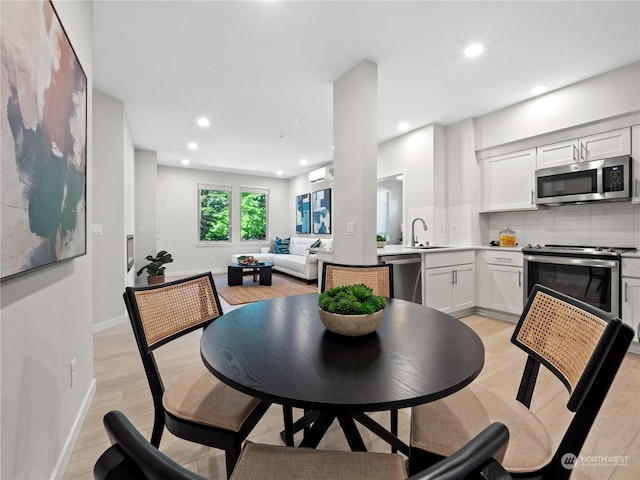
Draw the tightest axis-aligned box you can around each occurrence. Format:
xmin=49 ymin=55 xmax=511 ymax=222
xmin=230 ymin=237 xmax=332 ymax=282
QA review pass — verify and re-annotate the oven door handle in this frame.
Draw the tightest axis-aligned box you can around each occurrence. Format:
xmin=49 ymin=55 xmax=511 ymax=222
xmin=523 ymin=254 xmax=619 ymax=269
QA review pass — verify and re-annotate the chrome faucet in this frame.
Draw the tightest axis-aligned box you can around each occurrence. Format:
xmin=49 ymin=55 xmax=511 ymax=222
xmin=411 ymin=218 xmax=428 ymax=247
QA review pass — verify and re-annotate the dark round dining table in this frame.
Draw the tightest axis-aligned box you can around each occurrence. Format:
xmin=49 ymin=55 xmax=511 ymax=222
xmin=200 ymin=293 xmax=484 ymax=454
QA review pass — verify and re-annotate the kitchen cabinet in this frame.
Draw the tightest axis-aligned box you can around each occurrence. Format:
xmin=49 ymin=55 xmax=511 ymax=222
xmin=621 ymin=258 xmax=640 ymax=345
xmin=480 ymin=148 xmax=536 ymax=212
xmin=632 ymin=125 xmax=639 ymax=204
xmin=423 ymin=251 xmax=475 ymax=315
xmin=536 ymin=128 xmax=631 ymax=169
xmin=476 ymin=250 xmax=523 ymax=316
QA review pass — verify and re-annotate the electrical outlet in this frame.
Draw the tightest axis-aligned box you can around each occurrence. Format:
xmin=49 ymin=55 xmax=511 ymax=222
xmin=70 ymin=358 xmax=77 ymax=387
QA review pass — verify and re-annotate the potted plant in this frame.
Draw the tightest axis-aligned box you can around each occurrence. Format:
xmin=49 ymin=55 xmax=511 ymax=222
xmin=136 ymin=250 xmax=174 ymax=284
xmin=318 ymin=284 xmax=386 ymax=336
xmin=376 ymin=235 xmax=387 ymax=248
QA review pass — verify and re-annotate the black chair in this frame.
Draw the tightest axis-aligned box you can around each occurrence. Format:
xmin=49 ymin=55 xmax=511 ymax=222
xmin=316 ymin=262 xmax=399 ymax=449
xmin=94 ymin=410 xmax=512 ymax=480
xmin=409 ymin=284 xmax=634 ymax=479
xmin=123 ymin=272 xmax=270 ymax=478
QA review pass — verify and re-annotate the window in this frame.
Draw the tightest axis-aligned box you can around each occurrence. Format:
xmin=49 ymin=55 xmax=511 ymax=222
xmin=198 ymin=184 xmax=269 ymax=243
xmin=199 ymin=185 xmax=231 ymax=242
xmin=240 ymin=187 xmax=268 ymax=242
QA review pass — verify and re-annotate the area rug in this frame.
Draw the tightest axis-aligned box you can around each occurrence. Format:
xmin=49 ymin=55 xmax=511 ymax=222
xmin=213 ymin=272 xmax=317 ymax=305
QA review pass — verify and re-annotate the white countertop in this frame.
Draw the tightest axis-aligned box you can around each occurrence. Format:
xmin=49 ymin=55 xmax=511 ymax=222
xmin=377 ymin=244 xmax=520 ymax=256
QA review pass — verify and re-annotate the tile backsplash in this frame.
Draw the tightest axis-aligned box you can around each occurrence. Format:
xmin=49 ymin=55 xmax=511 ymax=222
xmin=488 ymin=202 xmax=640 ymax=249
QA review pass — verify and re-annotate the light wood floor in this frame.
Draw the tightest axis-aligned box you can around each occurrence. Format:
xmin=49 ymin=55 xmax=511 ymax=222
xmin=63 ymin=306 xmax=640 ymax=480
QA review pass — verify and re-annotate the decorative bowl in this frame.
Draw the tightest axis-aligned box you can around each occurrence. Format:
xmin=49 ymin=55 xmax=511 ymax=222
xmin=318 ymin=308 xmax=384 ymax=336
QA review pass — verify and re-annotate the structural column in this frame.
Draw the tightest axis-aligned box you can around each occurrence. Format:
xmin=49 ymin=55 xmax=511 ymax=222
xmin=332 ymin=60 xmax=378 ymax=265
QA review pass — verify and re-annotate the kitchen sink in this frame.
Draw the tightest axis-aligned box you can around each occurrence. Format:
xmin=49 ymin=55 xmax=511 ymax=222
xmin=410 ymin=246 xmax=445 ymax=250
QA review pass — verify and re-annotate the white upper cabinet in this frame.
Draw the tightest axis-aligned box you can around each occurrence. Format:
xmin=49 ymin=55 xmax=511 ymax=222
xmin=536 ymin=128 xmax=631 ymax=169
xmin=480 ymin=148 xmax=537 ymax=212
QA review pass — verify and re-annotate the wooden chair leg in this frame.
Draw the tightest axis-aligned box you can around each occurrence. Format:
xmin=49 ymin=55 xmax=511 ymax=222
xmin=150 ymin=409 xmax=164 ymax=447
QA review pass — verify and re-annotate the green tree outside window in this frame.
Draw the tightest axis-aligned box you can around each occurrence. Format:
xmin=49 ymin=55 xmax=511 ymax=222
xmin=241 ymin=192 xmax=267 ymax=241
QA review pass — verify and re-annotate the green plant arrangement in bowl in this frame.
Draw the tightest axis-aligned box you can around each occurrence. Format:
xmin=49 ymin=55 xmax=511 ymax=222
xmin=318 ymin=284 xmax=386 ymax=336
xmin=376 ymin=234 xmax=387 ymax=248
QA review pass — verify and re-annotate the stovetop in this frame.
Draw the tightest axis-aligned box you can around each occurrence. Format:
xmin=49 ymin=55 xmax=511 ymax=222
xmin=522 ymin=244 xmax=637 ymax=258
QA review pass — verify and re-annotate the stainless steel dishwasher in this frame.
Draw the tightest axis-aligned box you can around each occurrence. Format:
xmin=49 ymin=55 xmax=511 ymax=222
xmin=378 ymin=253 xmax=422 ymax=304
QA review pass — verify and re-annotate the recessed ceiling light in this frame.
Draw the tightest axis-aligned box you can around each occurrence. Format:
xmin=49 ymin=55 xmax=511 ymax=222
xmin=300 ymin=158 xmax=308 ymax=165
xmin=530 ymin=85 xmax=547 ymax=96
xmin=464 ymin=43 xmax=484 ymax=58
xmin=187 ymin=142 xmax=198 ymax=150
xmin=181 ymin=159 xmax=190 ymax=165
xmin=278 ymin=134 xmax=287 ymax=140
xmin=197 ymin=117 xmax=210 ymax=127
xmin=276 ymin=170 xmax=283 ymax=176
xmin=398 ymin=122 xmax=410 ymax=132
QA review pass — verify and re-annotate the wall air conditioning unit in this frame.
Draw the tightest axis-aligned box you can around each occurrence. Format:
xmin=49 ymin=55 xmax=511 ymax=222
xmin=308 ymin=167 xmax=334 ymax=184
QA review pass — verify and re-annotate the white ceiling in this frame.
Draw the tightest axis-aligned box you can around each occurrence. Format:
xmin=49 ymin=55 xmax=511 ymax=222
xmin=93 ymin=1 xmax=640 ymax=179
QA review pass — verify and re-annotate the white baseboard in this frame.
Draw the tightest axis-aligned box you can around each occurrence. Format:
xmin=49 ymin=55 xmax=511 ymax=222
xmin=93 ymin=314 xmax=128 ymax=334
xmin=50 ymin=378 xmax=97 ymax=480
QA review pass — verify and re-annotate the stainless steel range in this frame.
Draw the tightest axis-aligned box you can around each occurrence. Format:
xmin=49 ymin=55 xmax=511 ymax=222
xmin=522 ymin=244 xmax=637 ymax=317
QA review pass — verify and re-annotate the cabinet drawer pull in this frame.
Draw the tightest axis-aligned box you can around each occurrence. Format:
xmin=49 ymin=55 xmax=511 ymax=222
xmin=531 ymin=190 xmax=534 ymax=205
xmin=572 ymin=144 xmax=578 ymax=162
xmin=635 ymin=178 xmax=639 ymax=198
xmin=495 ymin=257 xmax=513 ymax=262
xmin=580 ymin=142 xmax=586 ymax=161
xmin=625 ymin=282 xmax=629 ymax=303
xmin=518 ymin=270 xmax=522 ymax=287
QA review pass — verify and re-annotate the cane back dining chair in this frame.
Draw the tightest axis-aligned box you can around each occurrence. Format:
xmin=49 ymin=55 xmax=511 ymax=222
xmin=94 ymin=410 xmax=513 ymax=480
xmin=123 ymin=272 xmax=271 ymax=478
xmin=318 ymin=261 xmax=398 ymax=448
xmin=321 ymin=262 xmax=394 ymax=298
xmin=409 ymin=284 xmax=634 ymax=479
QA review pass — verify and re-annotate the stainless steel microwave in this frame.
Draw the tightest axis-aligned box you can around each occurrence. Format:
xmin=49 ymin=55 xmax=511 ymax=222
xmin=535 ymin=155 xmax=631 ymax=205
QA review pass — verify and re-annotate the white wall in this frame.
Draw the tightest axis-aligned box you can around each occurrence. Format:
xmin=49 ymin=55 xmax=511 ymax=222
xmin=92 ymin=90 xmax=134 ymax=330
xmin=1 ymin=2 xmax=95 ymax=478
xmin=445 ymin=119 xmax=482 ymax=246
xmin=378 ymin=125 xmax=440 ymax=246
xmin=475 ymin=62 xmax=640 ymax=151
xmin=156 ymin=166 xmax=290 ymax=273
xmin=134 ymin=149 xmax=158 ymax=283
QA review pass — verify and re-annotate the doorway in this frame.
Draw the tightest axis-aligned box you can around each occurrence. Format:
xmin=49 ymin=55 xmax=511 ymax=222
xmin=377 ymin=173 xmax=404 ymax=245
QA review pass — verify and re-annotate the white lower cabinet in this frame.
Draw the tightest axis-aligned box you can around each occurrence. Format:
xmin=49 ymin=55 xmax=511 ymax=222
xmin=476 ymin=250 xmax=524 ymax=316
xmin=423 ymin=251 xmax=475 ymax=315
xmin=621 ymin=258 xmax=640 ymax=344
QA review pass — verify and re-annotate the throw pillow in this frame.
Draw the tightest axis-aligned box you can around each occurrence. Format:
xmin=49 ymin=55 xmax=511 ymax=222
xmin=268 ymin=238 xmax=276 ymax=253
xmin=310 ymin=239 xmax=321 ymax=249
xmin=273 ymin=237 xmax=290 ymax=254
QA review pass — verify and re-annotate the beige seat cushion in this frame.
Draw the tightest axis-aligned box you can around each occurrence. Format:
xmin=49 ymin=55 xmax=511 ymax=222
xmin=411 ymin=384 xmax=553 ymax=474
xmin=163 ymin=365 xmax=262 ymax=432
xmin=230 ymin=442 xmax=407 ymax=480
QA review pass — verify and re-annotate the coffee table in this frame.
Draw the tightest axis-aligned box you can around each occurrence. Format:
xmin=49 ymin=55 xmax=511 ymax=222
xmin=227 ymin=261 xmax=273 ymax=286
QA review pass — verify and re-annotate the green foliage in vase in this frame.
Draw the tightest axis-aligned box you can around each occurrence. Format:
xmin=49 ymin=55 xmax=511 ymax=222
xmin=376 ymin=234 xmax=386 ymax=241
xmin=318 ymin=284 xmax=386 ymax=315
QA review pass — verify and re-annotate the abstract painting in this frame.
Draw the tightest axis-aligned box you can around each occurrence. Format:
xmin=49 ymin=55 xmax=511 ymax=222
xmin=1 ymin=0 xmax=87 ymax=280
xmin=312 ymin=188 xmax=331 ymax=234
xmin=295 ymin=193 xmax=310 ymax=234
